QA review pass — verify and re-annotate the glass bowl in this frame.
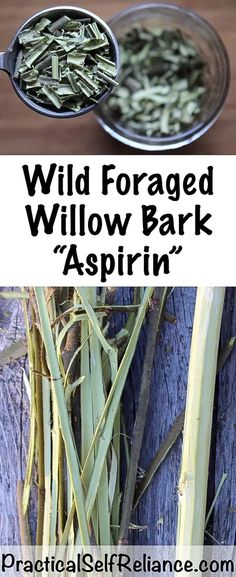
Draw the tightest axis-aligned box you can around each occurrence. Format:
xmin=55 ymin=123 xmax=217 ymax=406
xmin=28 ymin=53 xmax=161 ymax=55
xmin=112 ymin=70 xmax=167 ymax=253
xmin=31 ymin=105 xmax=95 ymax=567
xmin=96 ymin=3 xmax=230 ymax=151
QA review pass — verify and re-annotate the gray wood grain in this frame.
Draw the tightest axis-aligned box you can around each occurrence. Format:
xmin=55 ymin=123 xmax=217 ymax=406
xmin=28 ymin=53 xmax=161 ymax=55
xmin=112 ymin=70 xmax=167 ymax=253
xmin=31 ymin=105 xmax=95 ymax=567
xmin=0 ymin=288 xmax=28 ymax=545
xmin=0 ymin=287 xmax=235 ymax=546
xmin=212 ymin=288 xmax=236 ymax=546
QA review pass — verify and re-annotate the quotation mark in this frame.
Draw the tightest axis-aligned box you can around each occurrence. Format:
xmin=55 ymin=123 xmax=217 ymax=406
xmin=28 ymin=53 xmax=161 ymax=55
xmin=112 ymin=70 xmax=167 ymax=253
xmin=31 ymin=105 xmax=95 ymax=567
xmin=54 ymin=245 xmax=67 ymax=254
xmin=169 ymin=245 xmax=182 ymax=255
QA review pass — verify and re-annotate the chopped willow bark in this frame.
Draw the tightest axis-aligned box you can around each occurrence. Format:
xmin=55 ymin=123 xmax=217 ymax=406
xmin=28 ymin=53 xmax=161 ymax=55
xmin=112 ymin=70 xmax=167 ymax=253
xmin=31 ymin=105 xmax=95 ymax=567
xmin=15 ymin=15 xmax=118 ymax=112
xmin=105 ymin=26 xmax=206 ymax=137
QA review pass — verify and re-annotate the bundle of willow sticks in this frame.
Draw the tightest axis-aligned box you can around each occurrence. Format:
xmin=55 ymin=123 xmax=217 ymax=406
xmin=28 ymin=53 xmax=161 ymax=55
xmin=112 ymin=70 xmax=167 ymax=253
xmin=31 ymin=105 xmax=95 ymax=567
xmin=1 ymin=286 xmax=230 ymax=551
xmin=14 ymin=286 xmax=168 ymax=548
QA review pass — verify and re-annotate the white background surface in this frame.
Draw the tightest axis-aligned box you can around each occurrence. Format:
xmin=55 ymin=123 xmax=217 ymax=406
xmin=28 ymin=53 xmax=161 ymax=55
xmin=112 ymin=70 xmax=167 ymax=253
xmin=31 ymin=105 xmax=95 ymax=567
xmin=0 ymin=155 xmax=233 ymax=285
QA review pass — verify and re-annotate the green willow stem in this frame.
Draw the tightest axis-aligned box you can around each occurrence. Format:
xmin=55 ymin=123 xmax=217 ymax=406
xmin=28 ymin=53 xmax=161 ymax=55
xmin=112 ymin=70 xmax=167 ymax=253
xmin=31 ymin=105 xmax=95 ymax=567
xmin=176 ymin=287 xmax=225 ymax=551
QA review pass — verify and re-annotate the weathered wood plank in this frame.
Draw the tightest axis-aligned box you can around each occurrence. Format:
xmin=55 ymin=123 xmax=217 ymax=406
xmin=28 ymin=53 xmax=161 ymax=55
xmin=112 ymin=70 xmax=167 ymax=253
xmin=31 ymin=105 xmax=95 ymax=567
xmin=0 ymin=289 xmax=29 ymax=545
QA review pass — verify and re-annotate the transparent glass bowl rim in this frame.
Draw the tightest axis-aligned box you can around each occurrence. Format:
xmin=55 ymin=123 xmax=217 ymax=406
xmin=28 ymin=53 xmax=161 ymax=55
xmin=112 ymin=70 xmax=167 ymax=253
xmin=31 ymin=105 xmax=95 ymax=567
xmin=96 ymin=2 xmax=231 ymax=151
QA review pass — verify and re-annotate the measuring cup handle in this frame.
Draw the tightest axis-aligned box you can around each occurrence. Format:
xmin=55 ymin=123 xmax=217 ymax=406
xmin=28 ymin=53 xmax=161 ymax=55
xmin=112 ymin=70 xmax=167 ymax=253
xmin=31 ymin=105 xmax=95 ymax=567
xmin=0 ymin=51 xmax=11 ymax=73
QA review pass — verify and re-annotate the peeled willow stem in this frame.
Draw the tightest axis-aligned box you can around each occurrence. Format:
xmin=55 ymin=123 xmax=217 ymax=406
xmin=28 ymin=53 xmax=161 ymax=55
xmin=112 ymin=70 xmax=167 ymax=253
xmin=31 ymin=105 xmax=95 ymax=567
xmin=176 ymin=287 xmax=225 ymax=550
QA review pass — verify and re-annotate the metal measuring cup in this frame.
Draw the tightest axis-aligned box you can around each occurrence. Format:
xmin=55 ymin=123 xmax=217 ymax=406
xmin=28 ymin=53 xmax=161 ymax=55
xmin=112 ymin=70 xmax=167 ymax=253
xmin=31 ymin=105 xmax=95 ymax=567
xmin=0 ymin=6 xmax=120 ymax=118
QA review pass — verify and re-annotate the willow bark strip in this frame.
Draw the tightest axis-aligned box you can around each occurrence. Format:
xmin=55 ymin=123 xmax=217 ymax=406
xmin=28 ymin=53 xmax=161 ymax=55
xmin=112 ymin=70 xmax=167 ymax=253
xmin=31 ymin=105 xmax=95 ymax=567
xmin=83 ymin=287 xmax=154 ymax=520
xmin=33 ymin=320 xmax=45 ymax=546
xmin=34 ymin=287 xmax=90 ymax=546
xmin=119 ymin=287 xmax=167 ymax=544
xmin=205 ymin=472 xmax=228 ymax=527
xmin=133 ymin=410 xmax=185 ymax=510
xmin=176 ymin=287 xmax=225 ymax=550
xmin=78 ymin=291 xmax=100 ymax=545
xmin=89 ymin=288 xmax=111 ymax=545
xmin=77 ymin=287 xmax=117 ymax=382
xmin=45 ymin=290 xmax=61 ymax=547
xmin=17 ymin=481 xmax=32 ymax=547
xmin=22 ymin=298 xmax=36 ymax=516
xmin=42 ymin=376 xmax=51 ymax=547
xmin=58 ymin=432 xmax=65 ymax=540
xmin=0 ymin=338 xmax=27 ymax=366
xmin=134 ymin=333 xmax=235 ymax=510
xmin=50 ymin=399 xmax=60 ymax=546
xmin=0 ymin=291 xmax=29 ymax=299
xmin=61 ymin=300 xmax=80 ymax=547
xmin=111 ymin=410 xmax=121 ymax=543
